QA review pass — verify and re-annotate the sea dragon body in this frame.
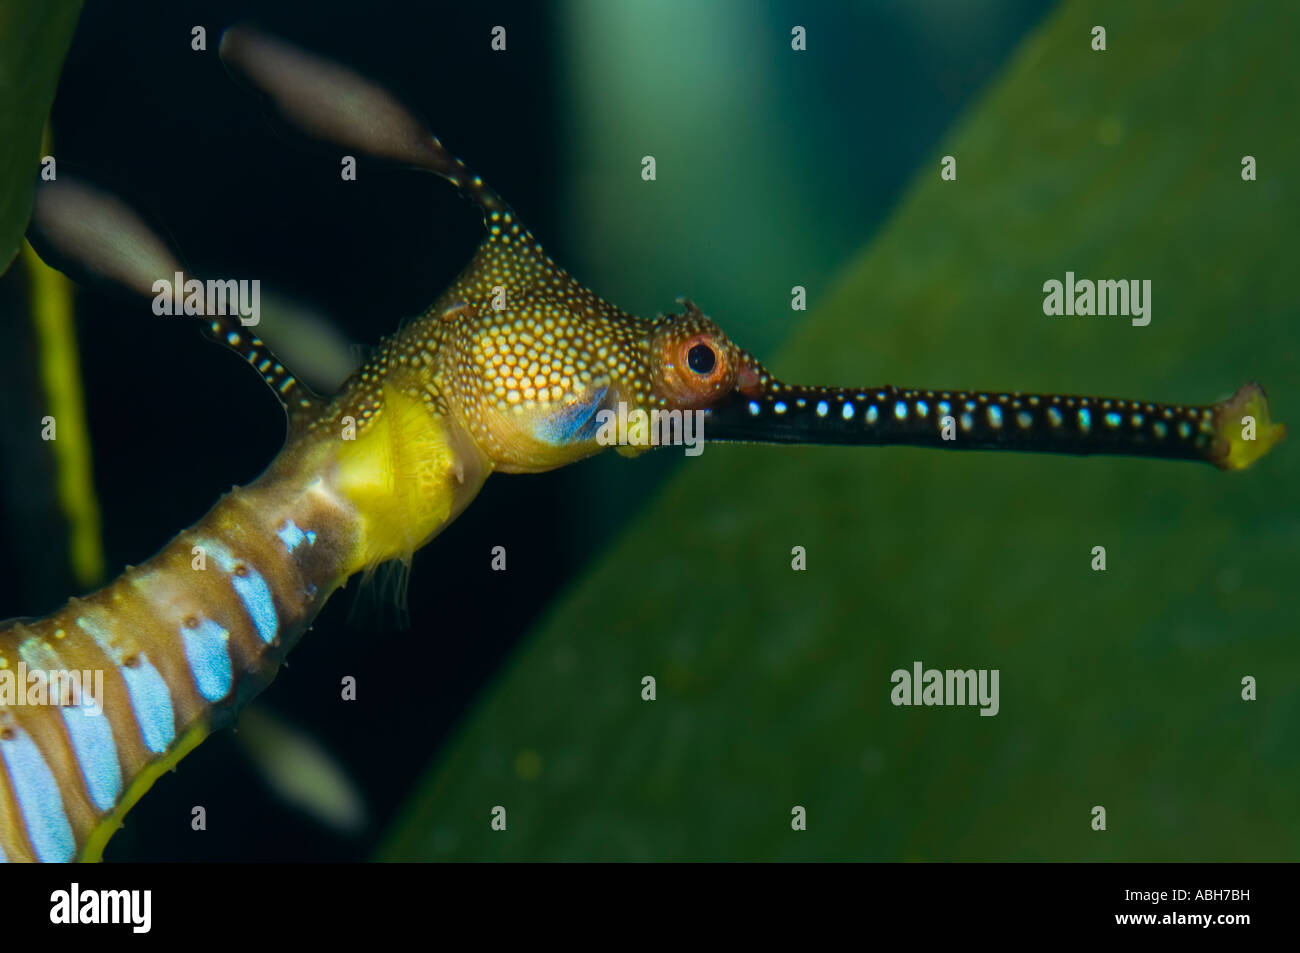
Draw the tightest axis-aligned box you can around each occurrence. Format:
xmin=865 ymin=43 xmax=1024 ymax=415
xmin=0 ymin=27 xmax=1284 ymax=862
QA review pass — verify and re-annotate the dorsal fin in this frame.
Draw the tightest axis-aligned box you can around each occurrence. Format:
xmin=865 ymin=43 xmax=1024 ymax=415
xmin=218 ymin=23 xmax=520 ymax=232
xmin=25 ymin=175 xmax=322 ymax=430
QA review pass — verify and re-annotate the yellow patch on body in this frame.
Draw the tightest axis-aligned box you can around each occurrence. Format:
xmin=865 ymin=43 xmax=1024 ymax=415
xmin=332 ymin=382 xmax=489 ymax=575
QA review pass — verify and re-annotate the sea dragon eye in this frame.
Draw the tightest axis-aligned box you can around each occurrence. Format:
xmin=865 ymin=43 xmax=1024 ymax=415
xmin=688 ymin=343 xmax=717 ymax=375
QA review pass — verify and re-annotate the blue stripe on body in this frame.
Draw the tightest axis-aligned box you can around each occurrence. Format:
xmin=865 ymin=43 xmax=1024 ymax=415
xmin=231 ymin=570 xmax=277 ymax=644
xmin=77 ymin=616 xmax=176 ymax=754
xmin=206 ymin=543 xmax=280 ymax=645
xmin=16 ymin=637 xmax=122 ymax=813
xmin=0 ymin=728 xmax=75 ymax=862
xmin=181 ymin=619 xmax=233 ymax=702
xmin=119 ymin=656 xmax=175 ymax=754
xmin=276 ymin=519 xmax=317 ymax=553
xmin=60 ymin=703 xmax=122 ymax=812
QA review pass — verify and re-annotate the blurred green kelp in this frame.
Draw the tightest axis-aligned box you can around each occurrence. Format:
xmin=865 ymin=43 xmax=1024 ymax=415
xmin=0 ymin=2 xmax=100 ymax=605
xmin=385 ymin=0 xmax=1298 ymax=861
xmin=0 ymin=0 xmax=81 ymax=275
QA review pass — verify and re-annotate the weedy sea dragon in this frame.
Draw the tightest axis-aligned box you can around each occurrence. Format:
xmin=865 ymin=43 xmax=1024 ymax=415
xmin=0 ymin=26 xmax=1284 ymax=862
